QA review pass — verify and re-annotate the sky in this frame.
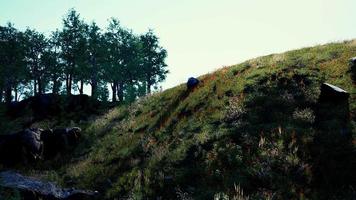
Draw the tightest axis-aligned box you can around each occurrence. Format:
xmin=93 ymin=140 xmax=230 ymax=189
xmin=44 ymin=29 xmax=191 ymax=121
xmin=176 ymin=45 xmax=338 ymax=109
xmin=1 ymin=0 xmax=356 ymax=91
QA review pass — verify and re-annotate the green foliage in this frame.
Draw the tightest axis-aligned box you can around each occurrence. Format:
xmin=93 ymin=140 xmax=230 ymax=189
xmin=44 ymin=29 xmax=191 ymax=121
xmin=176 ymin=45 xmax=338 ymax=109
xmin=23 ymin=28 xmax=48 ymax=95
xmin=0 ymin=9 xmax=167 ymax=103
xmin=0 ymin=23 xmax=27 ymax=103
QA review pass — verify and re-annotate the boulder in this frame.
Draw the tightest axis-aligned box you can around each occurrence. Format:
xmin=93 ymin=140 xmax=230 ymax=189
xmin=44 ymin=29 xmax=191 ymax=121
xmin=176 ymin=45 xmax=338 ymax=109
xmin=66 ymin=94 xmax=99 ymax=113
xmin=6 ymin=93 xmax=101 ymax=121
xmin=41 ymin=127 xmax=82 ymax=159
xmin=6 ymin=93 xmax=61 ymax=120
xmin=20 ymin=128 xmax=44 ymax=161
xmin=0 ymin=129 xmax=43 ymax=165
xmin=30 ymin=94 xmax=61 ymax=120
xmin=0 ymin=127 xmax=82 ymax=165
xmin=187 ymin=77 xmax=199 ymax=89
xmin=0 ymin=171 xmax=98 ymax=200
xmin=0 ymin=134 xmax=23 ymax=165
xmin=313 ymin=83 xmax=354 ymax=187
xmin=316 ymin=83 xmax=350 ymax=131
xmin=6 ymin=100 xmax=29 ymax=118
xmin=318 ymin=83 xmax=349 ymax=103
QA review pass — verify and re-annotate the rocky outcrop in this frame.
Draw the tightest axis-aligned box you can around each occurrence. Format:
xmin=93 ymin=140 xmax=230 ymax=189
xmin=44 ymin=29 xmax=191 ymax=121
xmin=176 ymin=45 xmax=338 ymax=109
xmin=6 ymin=94 xmax=101 ymax=121
xmin=316 ymin=83 xmax=350 ymax=135
xmin=0 ymin=171 xmax=98 ymax=200
xmin=313 ymin=83 xmax=354 ymax=188
xmin=41 ymin=127 xmax=82 ymax=159
xmin=0 ymin=127 xmax=81 ymax=166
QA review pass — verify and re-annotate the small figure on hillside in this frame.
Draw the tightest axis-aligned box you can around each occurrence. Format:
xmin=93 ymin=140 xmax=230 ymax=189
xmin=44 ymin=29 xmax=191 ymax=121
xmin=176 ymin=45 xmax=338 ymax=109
xmin=350 ymin=57 xmax=356 ymax=84
xmin=187 ymin=77 xmax=199 ymax=90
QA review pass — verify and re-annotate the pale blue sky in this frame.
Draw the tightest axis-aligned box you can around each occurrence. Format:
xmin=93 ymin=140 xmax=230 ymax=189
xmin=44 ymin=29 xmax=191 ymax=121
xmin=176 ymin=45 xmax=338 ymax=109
xmin=1 ymin=0 xmax=355 ymax=90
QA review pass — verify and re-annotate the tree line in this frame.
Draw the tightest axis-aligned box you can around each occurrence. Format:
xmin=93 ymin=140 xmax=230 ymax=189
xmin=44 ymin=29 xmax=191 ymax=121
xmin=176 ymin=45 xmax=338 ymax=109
xmin=0 ymin=9 xmax=168 ymax=103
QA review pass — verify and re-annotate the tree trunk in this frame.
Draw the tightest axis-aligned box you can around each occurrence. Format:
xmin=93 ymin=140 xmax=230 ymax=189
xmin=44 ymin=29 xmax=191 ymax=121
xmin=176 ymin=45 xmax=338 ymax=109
xmin=118 ymin=82 xmax=124 ymax=102
xmin=146 ymin=80 xmax=151 ymax=94
xmin=5 ymin=86 xmax=12 ymax=104
xmin=66 ymin=74 xmax=72 ymax=96
xmin=79 ymin=80 xmax=84 ymax=95
xmin=90 ymin=57 xmax=97 ymax=98
xmin=34 ymin=80 xmax=37 ymax=96
xmin=65 ymin=75 xmax=69 ymax=95
xmin=146 ymin=74 xmax=152 ymax=94
xmin=0 ymin=87 xmax=3 ymax=102
xmin=52 ymin=79 xmax=59 ymax=94
xmin=111 ymin=82 xmax=117 ymax=102
xmin=14 ymin=86 xmax=18 ymax=102
xmin=38 ymin=78 xmax=42 ymax=95
xmin=91 ymin=80 xmax=97 ymax=99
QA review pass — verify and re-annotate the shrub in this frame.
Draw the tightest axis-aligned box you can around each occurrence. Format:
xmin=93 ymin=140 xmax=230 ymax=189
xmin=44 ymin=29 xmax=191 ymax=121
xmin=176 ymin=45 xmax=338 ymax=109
xmin=293 ymin=108 xmax=315 ymax=124
xmin=214 ymin=184 xmax=249 ymax=200
xmin=224 ymin=96 xmax=246 ymax=127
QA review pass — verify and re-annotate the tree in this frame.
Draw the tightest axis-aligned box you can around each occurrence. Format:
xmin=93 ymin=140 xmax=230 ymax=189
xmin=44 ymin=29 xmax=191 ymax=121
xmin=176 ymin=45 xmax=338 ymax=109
xmin=104 ymin=19 xmax=125 ymax=102
xmin=43 ymin=30 xmax=63 ymax=94
xmin=0 ymin=9 xmax=169 ymax=102
xmin=0 ymin=23 xmax=26 ymax=103
xmin=119 ymin=28 xmax=142 ymax=102
xmin=139 ymin=30 xmax=168 ymax=94
xmin=59 ymin=9 xmax=87 ymax=95
xmin=23 ymin=28 xmax=48 ymax=95
xmin=86 ymin=22 xmax=105 ymax=99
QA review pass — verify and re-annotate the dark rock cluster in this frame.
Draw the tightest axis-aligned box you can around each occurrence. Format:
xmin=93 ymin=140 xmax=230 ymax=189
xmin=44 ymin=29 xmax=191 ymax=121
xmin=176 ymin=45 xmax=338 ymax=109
xmin=6 ymin=94 xmax=100 ymax=120
xmin=0 ymin=127 xmax=81 ymax=166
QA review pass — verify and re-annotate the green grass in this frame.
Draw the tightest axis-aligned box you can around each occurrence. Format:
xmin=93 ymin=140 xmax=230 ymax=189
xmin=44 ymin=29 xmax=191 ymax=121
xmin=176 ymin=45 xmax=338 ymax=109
xmin=2 ymin=39 xmax=356 ymax=199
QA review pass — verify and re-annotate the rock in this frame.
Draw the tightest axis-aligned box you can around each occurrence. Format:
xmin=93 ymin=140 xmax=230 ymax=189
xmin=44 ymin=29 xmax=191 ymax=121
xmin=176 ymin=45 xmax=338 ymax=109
xmin=30 ymin=94 xmax=61 ymax=120
xmin=6 ymin=99 xmax=29 ymax=118
xmin=0 ymin=127 xmax=82 ymax=165
xmin=0 ymin=128 xmax=44 ymax=165
xmin=318 ymin=83 xmax=349 ymax=103
xmin=6 ymin=93 xmax=101 ymax=121
xmin=41 ymin=127 xmax=82 ymax=159
xmin=66 ymin=95 xmax=99 ymax=113
xmin=0 ymin=171 xmax=98 ymax=200
xmin=56 ymin=127 xmax=82 ymax=146
xmin=20 ymin=128 xmax=44 ymax=161
xmin=316 ymin=83 xmax=350 ymax=136
xmin=316 ymin=83 xmax=350 ymax=131
xmin=187 ymin=77 xmax=199 ymax=89
xmin=6 ymin=93 xmax=61 ymax=120
xmin=0 ymin=134 xmax=24 ymax=165
xmin=313 ymin=83 xmax=354 ymax=187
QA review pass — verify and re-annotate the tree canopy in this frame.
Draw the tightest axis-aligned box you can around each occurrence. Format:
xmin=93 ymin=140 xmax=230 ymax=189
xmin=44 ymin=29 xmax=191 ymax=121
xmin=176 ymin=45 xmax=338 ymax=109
xmin=0 ymin=9 xmax=168 ymax=103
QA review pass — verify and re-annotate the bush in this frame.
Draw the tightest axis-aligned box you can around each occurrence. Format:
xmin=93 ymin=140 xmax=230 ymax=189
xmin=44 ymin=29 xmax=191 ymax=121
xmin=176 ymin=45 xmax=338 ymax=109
xmin=224 ymin=96 xmax=246 ymax=127
xmin=292 ymin=108 xmax=315 ymax=124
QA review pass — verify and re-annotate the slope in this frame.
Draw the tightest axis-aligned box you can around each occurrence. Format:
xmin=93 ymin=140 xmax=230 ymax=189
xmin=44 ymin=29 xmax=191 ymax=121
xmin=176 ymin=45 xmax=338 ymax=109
xmin=3 ymin=40 xmax=356 ymax=199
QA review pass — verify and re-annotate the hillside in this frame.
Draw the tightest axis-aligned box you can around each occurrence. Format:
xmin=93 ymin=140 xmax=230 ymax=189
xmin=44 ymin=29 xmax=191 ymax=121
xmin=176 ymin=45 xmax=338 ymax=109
xmin=1 ymin=40 xmax=356 ymax=199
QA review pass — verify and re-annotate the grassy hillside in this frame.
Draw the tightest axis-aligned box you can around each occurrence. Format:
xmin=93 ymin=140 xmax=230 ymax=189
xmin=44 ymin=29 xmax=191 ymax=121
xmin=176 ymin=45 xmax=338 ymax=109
xmin=2 ymin=40 xmax=356 ymax=199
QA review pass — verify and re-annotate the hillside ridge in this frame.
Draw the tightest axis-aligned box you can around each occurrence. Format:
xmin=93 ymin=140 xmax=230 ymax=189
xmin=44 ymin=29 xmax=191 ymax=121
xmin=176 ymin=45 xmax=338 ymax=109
xmin=1 ymin=39 xmax=355 ymax=199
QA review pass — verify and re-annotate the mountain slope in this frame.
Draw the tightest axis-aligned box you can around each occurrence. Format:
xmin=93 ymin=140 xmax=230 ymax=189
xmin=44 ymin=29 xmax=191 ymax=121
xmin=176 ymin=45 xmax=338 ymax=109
xmin=4 ymin=40 xmax=356 ymax=199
